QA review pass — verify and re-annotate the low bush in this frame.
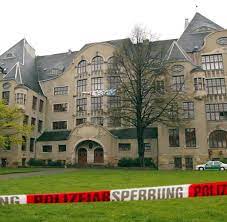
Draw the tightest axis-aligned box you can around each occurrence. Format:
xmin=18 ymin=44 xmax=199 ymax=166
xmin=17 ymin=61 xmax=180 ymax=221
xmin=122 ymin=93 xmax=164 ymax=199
xmin=118 ymin=157 xmax=156 ymax=168
xmin=27 ymin=159 xmax=64 ymax=167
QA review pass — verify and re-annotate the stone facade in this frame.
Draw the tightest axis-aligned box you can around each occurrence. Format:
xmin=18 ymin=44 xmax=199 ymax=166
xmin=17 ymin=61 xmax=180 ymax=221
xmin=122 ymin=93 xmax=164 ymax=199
xmin=1 ymin=13 xmax=227 ymax=169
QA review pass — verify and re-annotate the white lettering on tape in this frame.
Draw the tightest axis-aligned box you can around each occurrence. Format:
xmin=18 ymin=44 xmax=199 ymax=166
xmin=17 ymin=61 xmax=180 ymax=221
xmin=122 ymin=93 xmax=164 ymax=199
xmin=0 ymin=195 xmax=27 ymax=205
xmin=110 ymin=184 xmax=190 ymax=201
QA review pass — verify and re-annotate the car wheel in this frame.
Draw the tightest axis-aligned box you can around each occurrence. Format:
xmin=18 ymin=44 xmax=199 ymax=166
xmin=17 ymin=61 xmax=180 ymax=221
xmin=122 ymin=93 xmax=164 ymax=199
xmin=220 ymin=167 xmax=225 ymax=171
xmin=199 ymin=167 xmax=204 ymax=171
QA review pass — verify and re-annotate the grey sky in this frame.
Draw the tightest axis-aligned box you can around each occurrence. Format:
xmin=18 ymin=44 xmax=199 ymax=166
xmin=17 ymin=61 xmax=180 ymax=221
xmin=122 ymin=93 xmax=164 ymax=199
xmin=1 ymin=0 xmax=226 ymax=55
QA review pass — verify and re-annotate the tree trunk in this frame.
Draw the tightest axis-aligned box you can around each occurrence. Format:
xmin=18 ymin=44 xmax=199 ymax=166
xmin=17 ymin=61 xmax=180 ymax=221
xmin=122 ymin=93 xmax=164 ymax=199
xmin=137 ymin=127 xmax=145 ymax=167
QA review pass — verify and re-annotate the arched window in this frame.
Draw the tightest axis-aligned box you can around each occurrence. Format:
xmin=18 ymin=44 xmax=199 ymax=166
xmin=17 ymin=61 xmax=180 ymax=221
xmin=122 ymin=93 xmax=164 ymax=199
xmin=107 ymin=57 xmax=115 ymax=70
xmin=91 ymin=56 xmax=103 ymax=71
xmin=77 ymin=60 xmax=87 ymax=74
xmin=209 ymin=130 xmax=227 ymax=148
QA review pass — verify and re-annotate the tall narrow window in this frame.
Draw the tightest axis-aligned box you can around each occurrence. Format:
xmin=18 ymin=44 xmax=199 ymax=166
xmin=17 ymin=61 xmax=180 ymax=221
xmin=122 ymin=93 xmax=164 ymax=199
xmin=2 ymin=91 xmax=10 ymax=104
xmin=32 ymin=96 xmax=37 ymax=110
xmin=38 ymin=120 xmax=43 ymax=133
xmin=15 ymin=93 xmax=26 ymax=105
xmin=91 ymin=97 xmax=103 ymax=111
xmin=23 ymin=115 xmax=29 ymax=125
xmin=91 ymin=77 xmax=103 ymax=91
xmin=172 ymin=75 xmax=184 ymax=91
xmin=39 ymin=100 xmax=44 ymax=112
xmin=31 ymin=117 xmax=36 ymax=126
xmin=108 ymin=76 xmax=120 ymax=89
xmin=91 ymin=56 xmax=103 ymax=71
xmin=183 ymin=102 xmax=194 ymax=119
xmin=174 ymin=157 xmax=182 ymax=169
xmin=169 ymin=128 xmax=179 ymax=147
xmin=185 ymin=128 xmax=196 ymax=147
xmin=30 ymin=138 xmax=35 ymax=152
xmin=77 ymin=98 xmax=87 ymax=112
xmin=77 ymin=79 xmax=87 ymax=94
xmin=21 ymin=136 xmax=27 ymax=151
xmin=77 ymin=60 xmax=87 ymax=74
xmin=194 ymin=78 xmax=205 ymax=91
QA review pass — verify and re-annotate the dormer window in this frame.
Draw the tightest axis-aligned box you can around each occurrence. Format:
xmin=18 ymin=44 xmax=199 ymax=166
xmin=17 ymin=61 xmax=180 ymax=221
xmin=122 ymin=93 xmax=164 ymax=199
xmin=6 ymin=52 xmax=14 ymax=58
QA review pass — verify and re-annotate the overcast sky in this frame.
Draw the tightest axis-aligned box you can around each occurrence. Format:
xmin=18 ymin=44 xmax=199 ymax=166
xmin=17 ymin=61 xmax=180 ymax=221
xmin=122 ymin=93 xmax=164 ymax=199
xmin=1 ymin=0 xmax=226 ymax=55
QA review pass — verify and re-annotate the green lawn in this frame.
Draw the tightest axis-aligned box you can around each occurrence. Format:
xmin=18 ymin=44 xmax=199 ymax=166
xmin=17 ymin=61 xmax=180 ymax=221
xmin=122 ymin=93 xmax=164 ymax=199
xmin=0 ymin=167 xmax=40 ymax=175
xmin=0 ymin=169 xmax=227 ymax=222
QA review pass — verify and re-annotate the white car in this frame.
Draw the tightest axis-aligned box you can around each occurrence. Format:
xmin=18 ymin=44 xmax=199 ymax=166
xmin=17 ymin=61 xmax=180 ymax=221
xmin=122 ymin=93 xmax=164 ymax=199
xmin=195 ymin=161 xmax=227 ymax=171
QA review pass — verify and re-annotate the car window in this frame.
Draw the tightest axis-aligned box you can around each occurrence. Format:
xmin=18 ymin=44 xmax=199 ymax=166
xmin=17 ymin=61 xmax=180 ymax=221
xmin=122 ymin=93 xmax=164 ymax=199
xmin=214 ymin=161 xmax=220 ymax=165
xmin=206 ymin=161 xmax=213 ymax=166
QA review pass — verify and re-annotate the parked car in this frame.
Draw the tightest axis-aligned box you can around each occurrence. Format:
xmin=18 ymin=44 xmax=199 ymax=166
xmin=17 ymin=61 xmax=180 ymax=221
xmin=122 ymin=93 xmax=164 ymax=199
xmin=195 ymin=161 xmax=227 ymax=171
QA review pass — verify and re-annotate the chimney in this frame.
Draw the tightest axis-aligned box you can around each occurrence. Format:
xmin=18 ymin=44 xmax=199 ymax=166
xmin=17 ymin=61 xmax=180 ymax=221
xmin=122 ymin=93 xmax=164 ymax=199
xmin=184 ymin=18 xmax=189 ymax=30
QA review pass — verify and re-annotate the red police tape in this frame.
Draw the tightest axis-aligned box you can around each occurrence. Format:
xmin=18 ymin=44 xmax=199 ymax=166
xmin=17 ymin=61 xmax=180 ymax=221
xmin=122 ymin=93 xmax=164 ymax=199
xmin=0 ymin=181 xmax=227 ymax=205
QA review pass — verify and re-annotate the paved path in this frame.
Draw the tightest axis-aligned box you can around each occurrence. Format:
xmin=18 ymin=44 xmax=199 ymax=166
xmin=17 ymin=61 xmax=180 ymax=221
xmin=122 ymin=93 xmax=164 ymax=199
xmin=0 ymin=168 xmax=77 ymax=180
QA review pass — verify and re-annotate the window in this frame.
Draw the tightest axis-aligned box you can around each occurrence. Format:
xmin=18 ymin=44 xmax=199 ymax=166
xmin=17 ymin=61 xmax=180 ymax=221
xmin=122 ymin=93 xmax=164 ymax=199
xmin=76 ymin=118 xmax=86 ymax=126
xmin=58 ymin=145 xmax=66 ymax=152
xmin=107 ymin=96 xmax=120 ymax=108
xmin=205 ymin=103 xmax=227 ymax=120
xmin=185 ymin=128 xmax=196 ymax=147
xmin=15 ymin=93 xmax=26 ymax=105
xmin=108 ymin=76 xmax=120 ymax=89
xmin=30 ymin=138 xmax=35 ymax=152
xmin=202 ymin=54 xmax=223 ymax=70
xmin=144 ymin=143 xmax=152 ymax=151
xmin=91 ymin=77 xmax=103 ymax=91
xmin=91 ymin=117 xmax=104 ymax=126
xmin=77 ymin=60 xmax=87 ymax=74
xmin=172 ymin=75 xmax=184 ymax=91
xmin=91 ymin=97 xmax=103 ymax=111
xmin=38 ymin=120 xmax=43 ymax=133
xmin=21 ymin=136 xmax=26 ymax=151
xmin=209 ymin=130 xmax=227 ymax=148
xmin=91 ymin=56 xmax=103 ymax=71
xmin=168 ymin=103 xmax=178 ymax=119
xmin=183 ymin=102 xmax=194 ymax=119
xmin=194 ymin=78 xmax=205 ymax=91
xmin=32 ymin=96 xmax=37 ymax=110
xmin=39 ymin=100 xmax=44 ymax=112
xmin=4 ymin=137 xmax=11 ymax=150
xmin=174 ymin=157 xmax=182 ymax=169
xmin=54 ymin=86 xmax=68 ymax=95
xmin=23 ymin=115 xmax=29 ymax=125
xmin=77 ymin=98 xmax=87 ymax=112
xmin=2 ymin=91 xmax=10 ymax=104
xmin=77 ymin=79 xmax=87 ymax=94
xmin=206 ymin=78 xmax=226 ymax=95
xmin=156 ymin=80 xmax=165 ymax=94
xmin=119 ymin=143 xmax=131 ymax=151
xmin=185 ymin=157 xmax=193 ymax=169
xmin=108 ymin=57 xmax=115 ymax=70
xmin=31 ymin=117 xmax=36 ymax=126
xmin=107 ymin=117 xmax=121 ymax=127
xmin=42 ymin=145 xmax=52 ymax=152
xmin=169 ymin=128 xmax=179 ymax=147
xmin=53 ymin=103 xmax=68 ymax=112
xmin=53 ymin=121 xmax=67 ymax=130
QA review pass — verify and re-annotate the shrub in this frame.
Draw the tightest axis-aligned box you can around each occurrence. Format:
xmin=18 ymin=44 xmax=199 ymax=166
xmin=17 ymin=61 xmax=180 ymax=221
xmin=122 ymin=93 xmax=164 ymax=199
xmin=27 ymin=158 xmax=46 ymax=166
xmin=118 ymin=157 xmax=156 ymax=168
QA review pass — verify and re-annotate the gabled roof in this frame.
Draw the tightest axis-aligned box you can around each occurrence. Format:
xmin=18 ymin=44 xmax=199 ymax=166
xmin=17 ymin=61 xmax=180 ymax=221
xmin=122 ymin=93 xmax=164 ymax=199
xmin=165 ymin=41 xmax=192 ymax=62
xmin=110 ymin=128 xmax=158 ymax=139
xmin=37 ymin=130 xmax=71 ymax=141
xmin=178 ymin=13 xmax=223 ymax=52
xmin=0 ymin=39 xmax=43 ymax=94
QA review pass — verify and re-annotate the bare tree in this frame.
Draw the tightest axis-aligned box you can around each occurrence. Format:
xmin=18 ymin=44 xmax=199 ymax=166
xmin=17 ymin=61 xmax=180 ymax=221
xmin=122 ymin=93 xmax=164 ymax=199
xmin=109 ymin=26 xmax=186 ymax=167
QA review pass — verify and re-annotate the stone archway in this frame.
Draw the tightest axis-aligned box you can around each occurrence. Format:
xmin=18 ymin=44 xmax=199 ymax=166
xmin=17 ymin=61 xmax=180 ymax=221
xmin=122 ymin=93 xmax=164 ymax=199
xmin=75 ymin=140 xmax=104 ymax=165
xmin=94 ymin=147 xmax=104 ymax=163
xmin=209 ymin=130 xmax=227 ymax=148
xmin=78 ymin=148 xmax=87 ymax=165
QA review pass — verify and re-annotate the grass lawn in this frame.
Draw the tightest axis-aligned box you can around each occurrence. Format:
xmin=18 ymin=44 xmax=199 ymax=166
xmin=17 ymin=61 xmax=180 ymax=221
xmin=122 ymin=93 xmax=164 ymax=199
xmin=0 ymin=169 xmax=227 ymax=222
xmin=0 ymin=167 xmax=40 ymax=175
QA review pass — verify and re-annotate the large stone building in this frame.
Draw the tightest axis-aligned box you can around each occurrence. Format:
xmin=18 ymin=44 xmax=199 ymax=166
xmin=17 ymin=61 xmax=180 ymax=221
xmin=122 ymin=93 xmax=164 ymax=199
xmin=1 ymin=12 xmax=227 ymax=169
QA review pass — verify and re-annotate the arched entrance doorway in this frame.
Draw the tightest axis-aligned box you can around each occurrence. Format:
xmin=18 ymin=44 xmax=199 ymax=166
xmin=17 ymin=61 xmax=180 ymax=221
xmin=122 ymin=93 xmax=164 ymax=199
xmin=75 ymin=140 xmax=104 ymax=165
xmin=94 ymin=148 xmax=104 ymax=163
xmin=78 ymin=148 xmax=87 ymax=165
